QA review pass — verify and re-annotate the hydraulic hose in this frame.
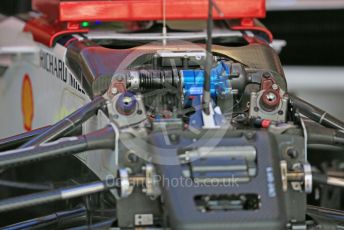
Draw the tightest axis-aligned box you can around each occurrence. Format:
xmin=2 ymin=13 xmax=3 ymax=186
xmin=307 ymin=126 xmax=344 ymax=146
xmin=0 ymin=125 xmax=116 ymax=169
xmin=20 ymin=96 xmax=107 ymax=148
xmin=290 ymin=95 xmax=344 ymax=131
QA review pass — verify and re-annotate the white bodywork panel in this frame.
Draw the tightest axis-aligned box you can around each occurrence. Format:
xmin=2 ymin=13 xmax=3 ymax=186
xmin=0 ymin=17 xmax=116 ymax=181
xmin=0 ymin=17 xmax=89 ymax=137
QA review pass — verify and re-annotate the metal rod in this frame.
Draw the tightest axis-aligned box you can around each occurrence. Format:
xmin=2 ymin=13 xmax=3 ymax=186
xmin=0 ymin=126 xmax=50 ymax=151
xmin=20 ymin=96 xmax=106 ymax=148
xmin=0 ymin=179 xmax=53 ymax=190
xmin=0 ymin=178 xmax=120 ymax=213
xmin=2 ymin=206 xmax=86 ymax=229
xmin=129 ymin=176 xmax=146 ymax=185
xmin=202 ymin=0 xmax=213 ymax=115
xmin=327 ymin=176 xmax=344 ymax=187
xmin=313 ymin=173 xmax=344 ymax=188
xmin=162 ymin=0 xmax=167 ymax=46
xmin=0 ymin=125 xmax=82 ymax=152
xmin=307 ymin=205 xmax=344 ymax=223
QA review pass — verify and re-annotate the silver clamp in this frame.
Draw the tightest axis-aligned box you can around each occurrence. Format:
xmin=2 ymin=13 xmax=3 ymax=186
xmin=119 ymin=168 xmax=134 ymax=198
xmin=280 ymin=160 xmax=312 ymax=194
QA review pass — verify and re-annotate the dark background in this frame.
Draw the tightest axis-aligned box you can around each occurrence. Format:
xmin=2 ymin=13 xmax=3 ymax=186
xmin=262 ymin=10 xmax=344 ymax=66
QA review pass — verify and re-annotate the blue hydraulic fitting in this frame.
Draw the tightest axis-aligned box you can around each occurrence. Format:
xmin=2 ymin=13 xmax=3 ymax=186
xmin=180 ymin=61 xmax=231 ymax=99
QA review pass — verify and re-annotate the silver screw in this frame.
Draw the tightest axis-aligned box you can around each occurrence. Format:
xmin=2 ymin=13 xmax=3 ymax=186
xmin=266 ymin=92 xmax=276 ymax=102
xmin=123 ymin=96 xmax=133 ymax=105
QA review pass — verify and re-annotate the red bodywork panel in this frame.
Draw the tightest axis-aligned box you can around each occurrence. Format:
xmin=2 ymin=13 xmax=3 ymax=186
xmin=24 ymin=18 xmax=88 ymax=47
xmin=32 ymin=0 xmax=266 ymax=22
xmin=27 ymin=0 xmax=271 ymax=47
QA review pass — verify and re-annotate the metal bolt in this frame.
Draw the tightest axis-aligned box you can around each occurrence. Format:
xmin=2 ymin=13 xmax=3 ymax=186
xmin=287 ymin=148 xmax=298 ymax=158
xmin=123 ymin=96 xmax=133 ymax=105
xmin=127 ymin=152 xmax=139 ymax=163
xmin=263 ymin=72 xmax=272 ymax=78
xmin=265 ymin=92 xmax=277 ymax=102
xmin=272 ymin=84 xmax=279 ymax=90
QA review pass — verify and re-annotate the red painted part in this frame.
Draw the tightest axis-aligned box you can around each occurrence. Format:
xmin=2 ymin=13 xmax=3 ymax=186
xmin=24 ymin=17 xmax=88 ymax=47
xmin=230 ymin=19 xmax=273 ymax=43
xmin=243 ymin=34 xmax=269 ymax=45
xmin=261 ymin=119 xmax=271 ymax=128
xmin=64 ymin=37 xmax=79 ymax=47
xmin=32 ymin=0 xmax=266 ymax=22
xmin=261 ymin=90 xmax=280 ymax=109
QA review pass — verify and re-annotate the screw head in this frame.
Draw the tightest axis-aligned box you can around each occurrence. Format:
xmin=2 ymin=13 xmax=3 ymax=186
xmin=263 ymin=72 xmax=272 ymax=78
xmin=261 ymin=90 xmax=280 ymax=110
xmin=123 ymin=96 xmax=133 ymax=104
xmin=127 ymin=152 xmax=139 ymax=163
xmin=265 ymin=92 xmax=277 ymax=102
xmin=287 ymin=148 xmax=298 ymax=159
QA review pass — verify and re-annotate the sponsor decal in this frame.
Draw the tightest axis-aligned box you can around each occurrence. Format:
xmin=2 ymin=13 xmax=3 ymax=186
xmin=39 ymin=50 xmax=85 ymax=95
xmin=21 ymin=74 xmax=34 ymax=131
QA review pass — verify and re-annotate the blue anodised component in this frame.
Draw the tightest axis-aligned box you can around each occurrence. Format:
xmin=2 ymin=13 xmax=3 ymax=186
xmin=181 ymin=61 xmax=231 ymax=98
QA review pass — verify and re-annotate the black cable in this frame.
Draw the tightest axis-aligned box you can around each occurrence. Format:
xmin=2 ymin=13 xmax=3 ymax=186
xmin=0 ymin=178 xmax=120 ymax=213
xmin=20 ymin=96 xmax=106 ymax=148
xmin=0 ymin=179 xmax=53 ymax=190
xmin=307 ymin=126 xmax=344 ymax=146
xmin=307 ymin=144 xmax=344 ymax=154
xmin=0 ymin=125 xmax=116 ymax=169
xmin=290 ymin=95 xmax=344 ymax=131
